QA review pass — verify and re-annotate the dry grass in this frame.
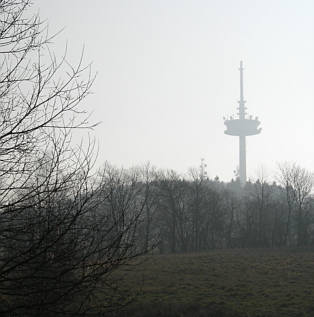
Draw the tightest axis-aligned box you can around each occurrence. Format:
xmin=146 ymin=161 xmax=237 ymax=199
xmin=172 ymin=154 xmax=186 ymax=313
xmin=109 ymin=249 xmax=314 ymax=317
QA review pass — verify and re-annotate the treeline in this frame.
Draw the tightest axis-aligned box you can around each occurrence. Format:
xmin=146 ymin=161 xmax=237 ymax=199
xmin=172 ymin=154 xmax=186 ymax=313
xmin=134 ymin=163 xmax=314 ymax=253
xmin=3 ymin=160 xmax=313 ymax=315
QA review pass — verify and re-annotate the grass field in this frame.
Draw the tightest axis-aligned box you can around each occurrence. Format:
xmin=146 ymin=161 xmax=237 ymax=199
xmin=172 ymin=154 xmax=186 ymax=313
xmin=110 ymin=249 xmax=314 ymax=317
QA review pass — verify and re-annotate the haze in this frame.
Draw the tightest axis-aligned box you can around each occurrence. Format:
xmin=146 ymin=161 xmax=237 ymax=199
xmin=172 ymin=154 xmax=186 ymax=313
xmin=38 ymin=0 xmax=314 ymax=181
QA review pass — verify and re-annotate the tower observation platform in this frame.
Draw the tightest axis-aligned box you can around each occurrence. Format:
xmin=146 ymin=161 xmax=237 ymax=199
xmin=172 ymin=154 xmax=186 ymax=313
xmin=224 ymin=61 xmax=261 ymax=184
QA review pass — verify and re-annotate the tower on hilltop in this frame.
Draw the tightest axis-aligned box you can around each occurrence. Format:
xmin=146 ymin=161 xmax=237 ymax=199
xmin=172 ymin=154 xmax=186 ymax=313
xmin=224 ymin=61 xmax=261 ymax=184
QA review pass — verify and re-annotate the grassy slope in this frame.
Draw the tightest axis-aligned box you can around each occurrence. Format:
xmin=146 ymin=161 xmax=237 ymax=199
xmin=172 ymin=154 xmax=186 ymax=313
xmin=112 ymin=249 xmax=314 ymax=317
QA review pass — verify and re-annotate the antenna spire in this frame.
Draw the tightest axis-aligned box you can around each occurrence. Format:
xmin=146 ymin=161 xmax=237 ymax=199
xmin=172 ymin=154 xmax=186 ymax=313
xmin=238 ymin=60 xmax=246 ymax=119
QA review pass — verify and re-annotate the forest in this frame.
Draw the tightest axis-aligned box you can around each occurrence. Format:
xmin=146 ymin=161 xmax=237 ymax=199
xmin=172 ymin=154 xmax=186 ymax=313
xmin=135 ymin=162 xmax=314 ymax=253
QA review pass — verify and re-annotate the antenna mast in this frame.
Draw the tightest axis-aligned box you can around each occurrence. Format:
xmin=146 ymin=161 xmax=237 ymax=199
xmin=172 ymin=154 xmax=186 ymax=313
xmin=238 ymin=61 xmax=246 ymax=120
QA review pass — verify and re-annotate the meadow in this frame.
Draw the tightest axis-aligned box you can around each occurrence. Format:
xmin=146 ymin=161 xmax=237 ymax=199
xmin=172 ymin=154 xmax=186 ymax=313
xmin=110 ymin=249 xmax=314 ymax=317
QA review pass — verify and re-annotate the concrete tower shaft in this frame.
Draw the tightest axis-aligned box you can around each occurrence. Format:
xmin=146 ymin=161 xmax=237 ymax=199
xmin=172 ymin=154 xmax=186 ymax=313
xmin=224 ymin=61 xmax=261 ymax=184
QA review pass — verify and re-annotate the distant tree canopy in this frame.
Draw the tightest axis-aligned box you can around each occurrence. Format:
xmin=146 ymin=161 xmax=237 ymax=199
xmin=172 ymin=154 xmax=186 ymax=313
xmin=138 ymin=163 xmax=314 ymax=254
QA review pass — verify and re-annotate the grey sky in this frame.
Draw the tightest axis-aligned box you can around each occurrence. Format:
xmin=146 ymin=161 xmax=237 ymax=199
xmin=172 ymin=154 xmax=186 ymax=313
xmin=37 ymin=0 xmax=314 ymax=181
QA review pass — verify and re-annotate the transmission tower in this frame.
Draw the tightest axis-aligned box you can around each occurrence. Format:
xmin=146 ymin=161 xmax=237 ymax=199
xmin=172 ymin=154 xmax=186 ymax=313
xmin=224 ymin=61 xmax=261 ymax=184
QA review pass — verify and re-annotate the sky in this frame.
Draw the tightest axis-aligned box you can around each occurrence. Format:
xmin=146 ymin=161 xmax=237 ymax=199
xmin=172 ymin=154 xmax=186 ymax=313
xmin=36 ymin=0 xmax=314 ymax=182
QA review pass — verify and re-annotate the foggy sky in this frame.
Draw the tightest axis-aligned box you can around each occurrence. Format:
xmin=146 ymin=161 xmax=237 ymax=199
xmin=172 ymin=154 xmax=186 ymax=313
xmin=37 ymin=0 xmax=314 ymax=181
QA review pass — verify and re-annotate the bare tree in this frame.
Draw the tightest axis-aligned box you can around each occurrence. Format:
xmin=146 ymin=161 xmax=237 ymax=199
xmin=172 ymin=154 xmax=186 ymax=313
xmin=0 ymin=1 xmax=146 ymax=316
xmin=278 ymin=163 xmax=313 ymax=246
xmin=137 ymin=163 xmax=159 ymax=252
xmin=188 ymin=168 xmax=207 ymax=252
xmin=154 ymin=170 xmax=192 ymax=253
